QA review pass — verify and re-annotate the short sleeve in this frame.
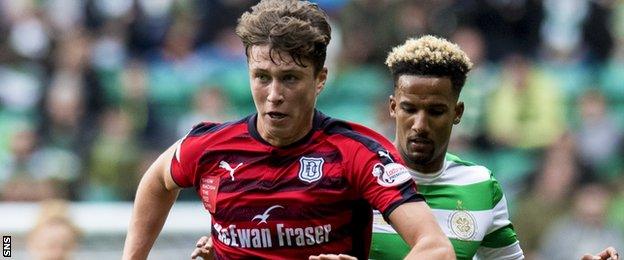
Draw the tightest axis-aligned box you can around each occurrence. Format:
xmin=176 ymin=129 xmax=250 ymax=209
xmin=477 ymin=177 xmax=524 ymax=259
xmin=170 ymin=123 xmax=215 ymax=188
xmin=343 ymin=125 xmax=424 ymax=220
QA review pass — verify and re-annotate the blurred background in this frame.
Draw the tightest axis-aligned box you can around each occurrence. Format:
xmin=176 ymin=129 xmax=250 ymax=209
xmin=0 ymin=0 xmax=623 ymax=259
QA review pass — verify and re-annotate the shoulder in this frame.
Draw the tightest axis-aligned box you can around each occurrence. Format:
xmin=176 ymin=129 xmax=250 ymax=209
xmin=176 ymin=117 xmax=251 ymax=160
xmin=319 ymin=115 xmax=394 ymax=152
xmin=444 ymin=153 xmax=510 ymax=206
xmin=438 ymin=153 xmax=493 ymax=186
xmin=185 ymin=117 xmax=250 ymax=138
xmin=318 ymin=115 xmax=400 ymax=165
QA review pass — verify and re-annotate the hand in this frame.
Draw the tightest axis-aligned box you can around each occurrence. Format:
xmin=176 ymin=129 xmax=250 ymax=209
xmin=581 ymin=246 xmax=619 ymax=260
xmin=191 ymin=236 xmax=214 ymax=260
xmin=308 ymin=254 xmax=357 ymax=260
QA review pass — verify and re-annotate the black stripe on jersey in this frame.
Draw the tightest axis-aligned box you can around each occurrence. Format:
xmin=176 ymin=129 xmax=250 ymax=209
xmin=248 ymin=111 xmax=325 ymax=148
xmin=349 ymin=200 xmax=373 ymax=260
xmin=321 ymin=118 xmax=396 ymax=165
xmin=381 ymin=181 xmax=426 ymax=222
xmin=211 ymin=199 xmax=354 ymax=222
xmin=188 ymin=122 xmax=219 ymax=136
xmin=213 ymin=250 xmax=262 ymax=260
xmin=187 ymin=117 xmax=249 ymax=137
xmin=217 ymin=175 xmax=347 ymax=193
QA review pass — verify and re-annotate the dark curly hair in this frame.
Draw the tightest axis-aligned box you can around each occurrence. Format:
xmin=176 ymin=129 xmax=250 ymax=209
xmin=236 ymin=0 xmax=331 ymax=75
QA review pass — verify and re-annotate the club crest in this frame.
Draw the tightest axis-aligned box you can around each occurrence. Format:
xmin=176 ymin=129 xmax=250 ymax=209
xmin=298 ymin=157 xmax=324 ymax=183
xmin=448 ymin=200 xmax=477 ymax=240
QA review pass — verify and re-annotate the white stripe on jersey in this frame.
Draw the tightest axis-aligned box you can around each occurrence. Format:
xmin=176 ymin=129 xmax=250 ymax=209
xmin=175 ymin=139 xmax=183 ymax=162
xmin=411 ymin=161 xmax=491 ymax=186
xmin=374 ymin=207 xmax=508 ymax=242
xmin=474 ymin=241 xmax=524 ymax=260
xmin=488 ymin=195 xmax=512 ymax=235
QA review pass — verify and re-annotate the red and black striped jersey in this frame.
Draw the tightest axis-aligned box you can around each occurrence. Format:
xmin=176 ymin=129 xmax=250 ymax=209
xmin=170 ymin=110 xmax=423 ymax=259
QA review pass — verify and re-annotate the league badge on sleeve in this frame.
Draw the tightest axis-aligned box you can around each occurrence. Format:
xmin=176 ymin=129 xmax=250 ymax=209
xmin=372 ymin=162 xmax=411 ymax=187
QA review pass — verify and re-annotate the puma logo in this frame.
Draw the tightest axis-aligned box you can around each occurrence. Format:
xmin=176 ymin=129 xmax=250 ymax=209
xmin=377 ymin=150 xmax=394 ymax=163
xmin=219 ymin=161 xmax=243 ymax=181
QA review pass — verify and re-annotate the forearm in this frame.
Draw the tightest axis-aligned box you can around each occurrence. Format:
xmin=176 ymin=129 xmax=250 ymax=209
xmin=388 ymin=202 xmax=455 ymax=260
xmin=404 ymin=235 xmax=454 ymax=260
xmin=122 ymin=175 xmax=179 ymax=259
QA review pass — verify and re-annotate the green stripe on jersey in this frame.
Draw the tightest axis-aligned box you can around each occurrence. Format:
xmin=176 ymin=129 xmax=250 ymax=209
xmin=450 ymin=238 xmax=481 ymax=260
xmin=418 ymin=181 xmax=496 ymax=211
xmin=370 ymin=232 xmax=409 ymax=260
xmin=370 ymin=154 xmax=519 ymax=259
xmin=491 ymin=178 xmax=504 ymax=205
xmin=445 ymin=153 xmax=477 ymax=166
xmin=370 ymin=232 xmax=481 ymax=260
xmin=481 ymin=224 xmax=518 ymax=248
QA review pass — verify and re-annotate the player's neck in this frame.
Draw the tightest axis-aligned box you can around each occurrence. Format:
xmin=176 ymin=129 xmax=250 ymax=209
xmin=403 ymin=152 xmax=445 ymax=174
xmin=257 ymin=118 xmax=313 ymax=147
xmin=410 ymin=161 xmax=444 ymax=174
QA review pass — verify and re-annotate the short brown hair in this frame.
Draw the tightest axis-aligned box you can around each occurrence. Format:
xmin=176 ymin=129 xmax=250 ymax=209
xmin=236 ymin=0 xmax=331 ymax=74
xmin=386 ymin=35 xmax=472 ymax=95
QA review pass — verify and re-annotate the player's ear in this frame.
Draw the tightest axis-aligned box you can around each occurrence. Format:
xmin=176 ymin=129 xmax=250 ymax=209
xmin=389 ymin=95 xmax=397 ymax=118
xmin=454 ymin=101 xmax=464 ymax=125
xmin=315 ymin=67 xmax=328 ymax=96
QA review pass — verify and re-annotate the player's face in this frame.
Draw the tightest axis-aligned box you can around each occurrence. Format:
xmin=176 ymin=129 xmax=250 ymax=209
xmin=389 ymin=75 xmax=463 ymax=172
xmin=248 ymin=45 xmax=327 ymax=146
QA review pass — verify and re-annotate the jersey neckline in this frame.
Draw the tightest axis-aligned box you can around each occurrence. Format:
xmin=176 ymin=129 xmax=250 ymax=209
xmin=408 ymin=159 xmax=450 ymax=183
xmin=247 ymin=109 xmax=324 ymax=149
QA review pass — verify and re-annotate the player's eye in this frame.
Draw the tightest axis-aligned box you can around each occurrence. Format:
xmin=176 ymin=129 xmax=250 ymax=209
xmin=256 ymin=74 xmax=270 ymax=83
xmin=400 ymin=104 xmax=417 ymax=114
xmin=428 ymin=107 xmax=447 ymax=116
xmin=282 ymin=74 xmax=298 ymax=83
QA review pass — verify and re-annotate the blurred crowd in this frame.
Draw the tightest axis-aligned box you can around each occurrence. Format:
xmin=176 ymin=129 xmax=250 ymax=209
xmin=1 ymin=0 xmax=623 ymax=258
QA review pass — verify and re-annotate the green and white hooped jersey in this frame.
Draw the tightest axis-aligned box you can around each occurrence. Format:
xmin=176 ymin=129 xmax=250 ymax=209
xmin=370 ymin=154 xmax=524 ymax=260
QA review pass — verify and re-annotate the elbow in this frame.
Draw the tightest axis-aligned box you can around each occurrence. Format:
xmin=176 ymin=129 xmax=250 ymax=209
xmin=435 ymin=239 xmax=456 ymax=260
xmin=441 ymin=246 xmax=456 ymax=260
xmin=431 ymin=235 xmax=455 ymax=260
xmin=404 ymin=236 xmax=456 ymax=260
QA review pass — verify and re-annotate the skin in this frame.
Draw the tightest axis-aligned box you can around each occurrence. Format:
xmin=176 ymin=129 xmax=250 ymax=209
xmin=385 ymin=74 xmax=617 ymax=260
xmin=122 ymin=144 xmax=180 ymax=260
xmin=248 ymin=45 xmax=327 ymax=147
xmin=137 ymin=47 xmax=453 ymax=259
xmin=581 ymin=247 xmax=619 ymax=260
xmin=389 ymin=75 xmax=463 ymax=173
xmin=189 ymin=62 xmax=455 ymax=259
xmin=123 ymin=46 xmax=328 ymax=259
xmin=186 ymin=67 xmax=622 ymax=259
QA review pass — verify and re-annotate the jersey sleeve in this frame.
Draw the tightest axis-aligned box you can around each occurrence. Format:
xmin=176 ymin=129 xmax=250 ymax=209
xmin=476 ymin=177 xmax=524 ymax=259
xmin=344 ymin=125 xmax=425 ymax=221
xmin=170 ymin=122 xmax=215 ymax=188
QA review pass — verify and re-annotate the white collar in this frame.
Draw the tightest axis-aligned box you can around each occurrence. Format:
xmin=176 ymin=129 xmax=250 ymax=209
xmin=408 ymin=160 xmax=449 ymax=184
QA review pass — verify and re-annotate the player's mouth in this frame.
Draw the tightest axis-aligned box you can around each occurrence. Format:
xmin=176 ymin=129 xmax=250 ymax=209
xmin=408 ymin=137 xmax=433 ymax=150
xmin=266 ymin=112 xmax=288 ymax=121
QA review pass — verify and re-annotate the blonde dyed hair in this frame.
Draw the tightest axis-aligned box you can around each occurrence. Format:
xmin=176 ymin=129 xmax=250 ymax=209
xmin=386 ymin=35 xmax=473 ymax=94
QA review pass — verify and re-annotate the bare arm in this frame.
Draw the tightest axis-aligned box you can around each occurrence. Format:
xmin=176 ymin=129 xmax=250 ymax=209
xmin=122 ymin=143 xmax=182 ymax=260
xmin=389 ymin=201 xmax=455 ymax=260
